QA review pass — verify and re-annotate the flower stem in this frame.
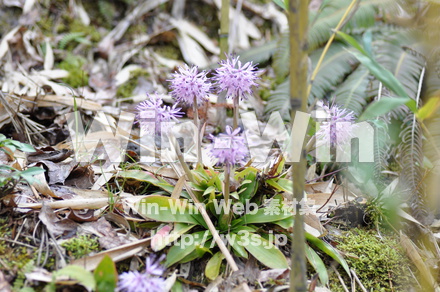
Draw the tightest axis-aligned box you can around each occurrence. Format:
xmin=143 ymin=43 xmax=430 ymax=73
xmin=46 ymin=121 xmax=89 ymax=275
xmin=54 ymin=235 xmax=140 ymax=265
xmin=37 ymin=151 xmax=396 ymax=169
xmin=233 ymin=95 xmax=239 ymax=130
xmin=223 ymin=163 xmax=230 ymax=207
xmin=219 ymin=163 xmax=231 ymax=230
xmin=193 ymin=96 xmax=203 ymax=165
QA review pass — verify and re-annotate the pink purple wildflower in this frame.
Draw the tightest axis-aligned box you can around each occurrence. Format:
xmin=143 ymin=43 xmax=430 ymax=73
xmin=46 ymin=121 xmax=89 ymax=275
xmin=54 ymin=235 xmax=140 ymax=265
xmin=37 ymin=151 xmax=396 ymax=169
xmin=168 ymin=64 xmax=211 ymax=106
xmin=208 ymin=126 xmax=248 ymax=166
xmin=117 ymin=254 xmax=166 ymax=292
xmin=212 ymin=55 xmax=260 ymax=100
xmin=136 ymin=93 xmax=183 ymax=135
xmin=315 ymin=103 xmax=357 ymax=150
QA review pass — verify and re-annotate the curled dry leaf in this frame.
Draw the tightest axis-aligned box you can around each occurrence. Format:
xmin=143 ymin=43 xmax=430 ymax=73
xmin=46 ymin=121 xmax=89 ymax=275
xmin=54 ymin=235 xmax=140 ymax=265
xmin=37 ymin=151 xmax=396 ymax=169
xmin=64 ymin=165 xmax=95 ymax=189
xmin=38 ymin=204 xmax=78 ymax=237
xmin=27 ymin=147 xmax=72 ymax=163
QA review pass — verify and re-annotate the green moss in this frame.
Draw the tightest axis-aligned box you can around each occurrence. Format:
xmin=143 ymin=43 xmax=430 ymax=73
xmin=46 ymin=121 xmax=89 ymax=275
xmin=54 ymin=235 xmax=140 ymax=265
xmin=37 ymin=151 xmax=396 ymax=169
xmin=57 ymin=54 xmax=89 ymax=88
xmin=116 ymin=69 xmax=150 ymax=99
xmin=329 ymin=228 xmax=415 ymax=291
xmin=61 ymin=235 xmax=100 ymax=260
xmin=0 ymin=217 xmax=37 ymax=291
xmin=154 ymin=45 xmax=181 ymax=60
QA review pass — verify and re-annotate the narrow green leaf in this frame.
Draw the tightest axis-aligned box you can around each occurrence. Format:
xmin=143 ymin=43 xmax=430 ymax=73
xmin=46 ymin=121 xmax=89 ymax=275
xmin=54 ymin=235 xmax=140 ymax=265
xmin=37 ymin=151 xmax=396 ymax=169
xmin=272 ymin=0 xmax=287 ymax=11
xmin=233 ymin=205 xmax=291 ymax=226
xmin=335 ymin=31 xmax=368 ymax=56
xmin=118 ymin=170 xmax=175 ymax=193
xmin=165 ymin=231 xmax=210 ymax=267
xmin=359 ymin=97 xmax=413 ymax=121
xmin=348 ymin=50 xmax=410 ymax=100
xmin=53 ymin=265 xmax=96 ymax=290
xmin=94 ymin=255 xmax=118 ymax=292
xmin=236 ymin=232 xmax=288 ymax=269
xmin=306 ymin=233 xmax=351 ymax=277
xmin=228 ymin=232 xmax=248 ymax=258
xmin=151 ymin=223 xmax=195 ymax=252
xmin=266 ymin=178 xmax=293 ymax=194
xmin=16 ymin=142 xmax=36 ymax=152
xmin=362 ymin=30 xmax=373 ymax=58
xmin=417 ymin=96 xmax=440 ymax=121
xmin=20 ymin=167 xmax=45 ymax=177
xmin=205 ymin=252 xmax=224 ymax=280
xmin=137 ymin=196 xmax=207 ymax=228
xmin=337 ymin=31 xmax=412 ymax=103
xmin=305 ymin=245 xmax=329 ymax=285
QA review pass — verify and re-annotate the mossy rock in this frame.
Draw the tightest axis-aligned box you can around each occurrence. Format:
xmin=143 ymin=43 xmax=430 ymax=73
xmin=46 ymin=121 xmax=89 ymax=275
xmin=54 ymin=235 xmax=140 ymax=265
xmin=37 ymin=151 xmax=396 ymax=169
xmin=329 ymin=228 xmax=415 ymax=291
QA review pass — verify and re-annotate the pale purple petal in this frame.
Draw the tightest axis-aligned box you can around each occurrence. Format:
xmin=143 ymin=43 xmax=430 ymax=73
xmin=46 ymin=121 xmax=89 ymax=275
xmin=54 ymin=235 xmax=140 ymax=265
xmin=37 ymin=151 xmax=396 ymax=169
xmin=169 ymin=64 xmax=211 ymax=106
xmin=136 ymin=93 xmax=183 ymax=135
xmin=208 ymin=126 xmax=248 ymax=165
xmin=315 ymin=104 xmax=357 ymax=150
xmin=117 ymin=254 xmax=166 ymax=292
xmin=212 ymin=55 xmax=261 ymax=100
xmin=145 ymin=254 xmax=166 ymax=276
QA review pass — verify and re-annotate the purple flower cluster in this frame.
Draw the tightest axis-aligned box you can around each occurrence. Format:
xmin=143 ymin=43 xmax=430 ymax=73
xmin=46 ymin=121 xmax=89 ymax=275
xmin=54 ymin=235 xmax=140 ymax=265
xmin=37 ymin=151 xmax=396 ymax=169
xmin=212 ymin=55 xmax=260 ymax=100
xmin=136 ymin=93 xmax=183 ymax=135
xmin=315 ymin=103 xmax=356 ymax=149
xmin=208 ymin=126 xmax=248 ymax=166
xmin=117 ymin=254 xmax=166 ymax=292
xmin=168 ymin=64 xmax=211 ymax=106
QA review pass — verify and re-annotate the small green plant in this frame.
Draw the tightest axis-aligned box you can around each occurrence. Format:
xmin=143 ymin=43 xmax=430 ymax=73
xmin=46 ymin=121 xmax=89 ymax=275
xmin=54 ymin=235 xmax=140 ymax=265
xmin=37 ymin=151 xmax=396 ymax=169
xmin=61 ymin=235 xmax=100 ymax=260
xmin=0 ymin=134 xmax=35 ymax=154
xmin=0 ymin=135 xmax=45 ymax=195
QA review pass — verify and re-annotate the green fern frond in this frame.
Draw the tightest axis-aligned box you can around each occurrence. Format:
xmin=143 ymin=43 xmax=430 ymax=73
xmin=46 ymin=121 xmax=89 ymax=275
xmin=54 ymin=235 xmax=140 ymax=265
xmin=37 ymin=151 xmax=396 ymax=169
xmin=264 ymin=80 xmax=290 ymax=121
xmin=266 ymin=42 xmax=357 ymax=119
xmin=334 ymin=66 xmax=372 ymax=116
xmin=238 ymin=39 xmax=278 ymax=65
xmin=309 ymin=0 xmax=384 ymax=50
xmin=375 ymin=34 xmax=426 ymax=99
xmin=272 ymin=31 xmax=290 ymax=82
xmin=310 ymin=42 xmax=357 ymax=101
xmin=398 ymin=114 xmax=427 ymax=220
xmin=58 ymin=32 xmax=90 ymax=50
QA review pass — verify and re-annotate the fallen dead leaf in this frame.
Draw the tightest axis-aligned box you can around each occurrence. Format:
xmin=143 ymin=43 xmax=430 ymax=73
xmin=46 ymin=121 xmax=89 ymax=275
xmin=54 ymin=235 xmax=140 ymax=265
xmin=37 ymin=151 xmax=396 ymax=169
xmin=38 ymin=204 xmax=78 ymax=237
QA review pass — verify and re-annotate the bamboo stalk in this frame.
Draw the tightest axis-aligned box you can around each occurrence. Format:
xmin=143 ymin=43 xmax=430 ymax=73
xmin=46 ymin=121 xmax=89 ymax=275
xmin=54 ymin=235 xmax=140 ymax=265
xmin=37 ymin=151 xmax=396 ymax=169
xmin=288 ymin=0 xmax=309 ymax=291
xmin=193 ymin=96 xmax=202 ymax=165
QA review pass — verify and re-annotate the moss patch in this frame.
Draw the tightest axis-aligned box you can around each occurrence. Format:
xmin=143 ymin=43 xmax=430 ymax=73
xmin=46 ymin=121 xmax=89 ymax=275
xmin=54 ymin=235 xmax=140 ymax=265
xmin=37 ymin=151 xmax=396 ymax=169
xmin=61 ymin=234 xmax=100 ymax=260
xmin=116 ymin=69 xmax=150 ymax=99
xmin=57 ymin=54 xmax=89 ymax=88
xmin=329 ymin=228 xmax=415 ymax=291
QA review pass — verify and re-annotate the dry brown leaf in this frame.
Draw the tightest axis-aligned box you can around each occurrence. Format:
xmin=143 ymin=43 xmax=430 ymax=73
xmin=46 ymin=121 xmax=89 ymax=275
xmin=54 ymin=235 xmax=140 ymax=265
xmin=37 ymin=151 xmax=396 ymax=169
xmin=70 ymin=237 xmax=151 ymax=271
xmin=170 ymin=18 xmax=220 ymax=54
xmin=38 ymin=204 xmax=78 ymax=237
xmin=258 ymin=268 xmax=288 ymax=282
xmin=27 ymin=147 xmax=72 ymax=163
xmin=0 ymin=270 xmax=12 ymax=292
xmin=400 ymin=232 xmax=440 ymax=291
xmin=29 ymin=165 xmax=55 ymax=197
xmin=0 ymin=26 xmax=21 ymax=60
xmin=43 ymin=39 xmax=53 ymax=70
xmin=64 ymin=165 xmax=94 ymax=189
xmin=24 ymin=95 xmax=102 ymax=111
xmin=176 ymin=32 xmax=210 ymax=67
